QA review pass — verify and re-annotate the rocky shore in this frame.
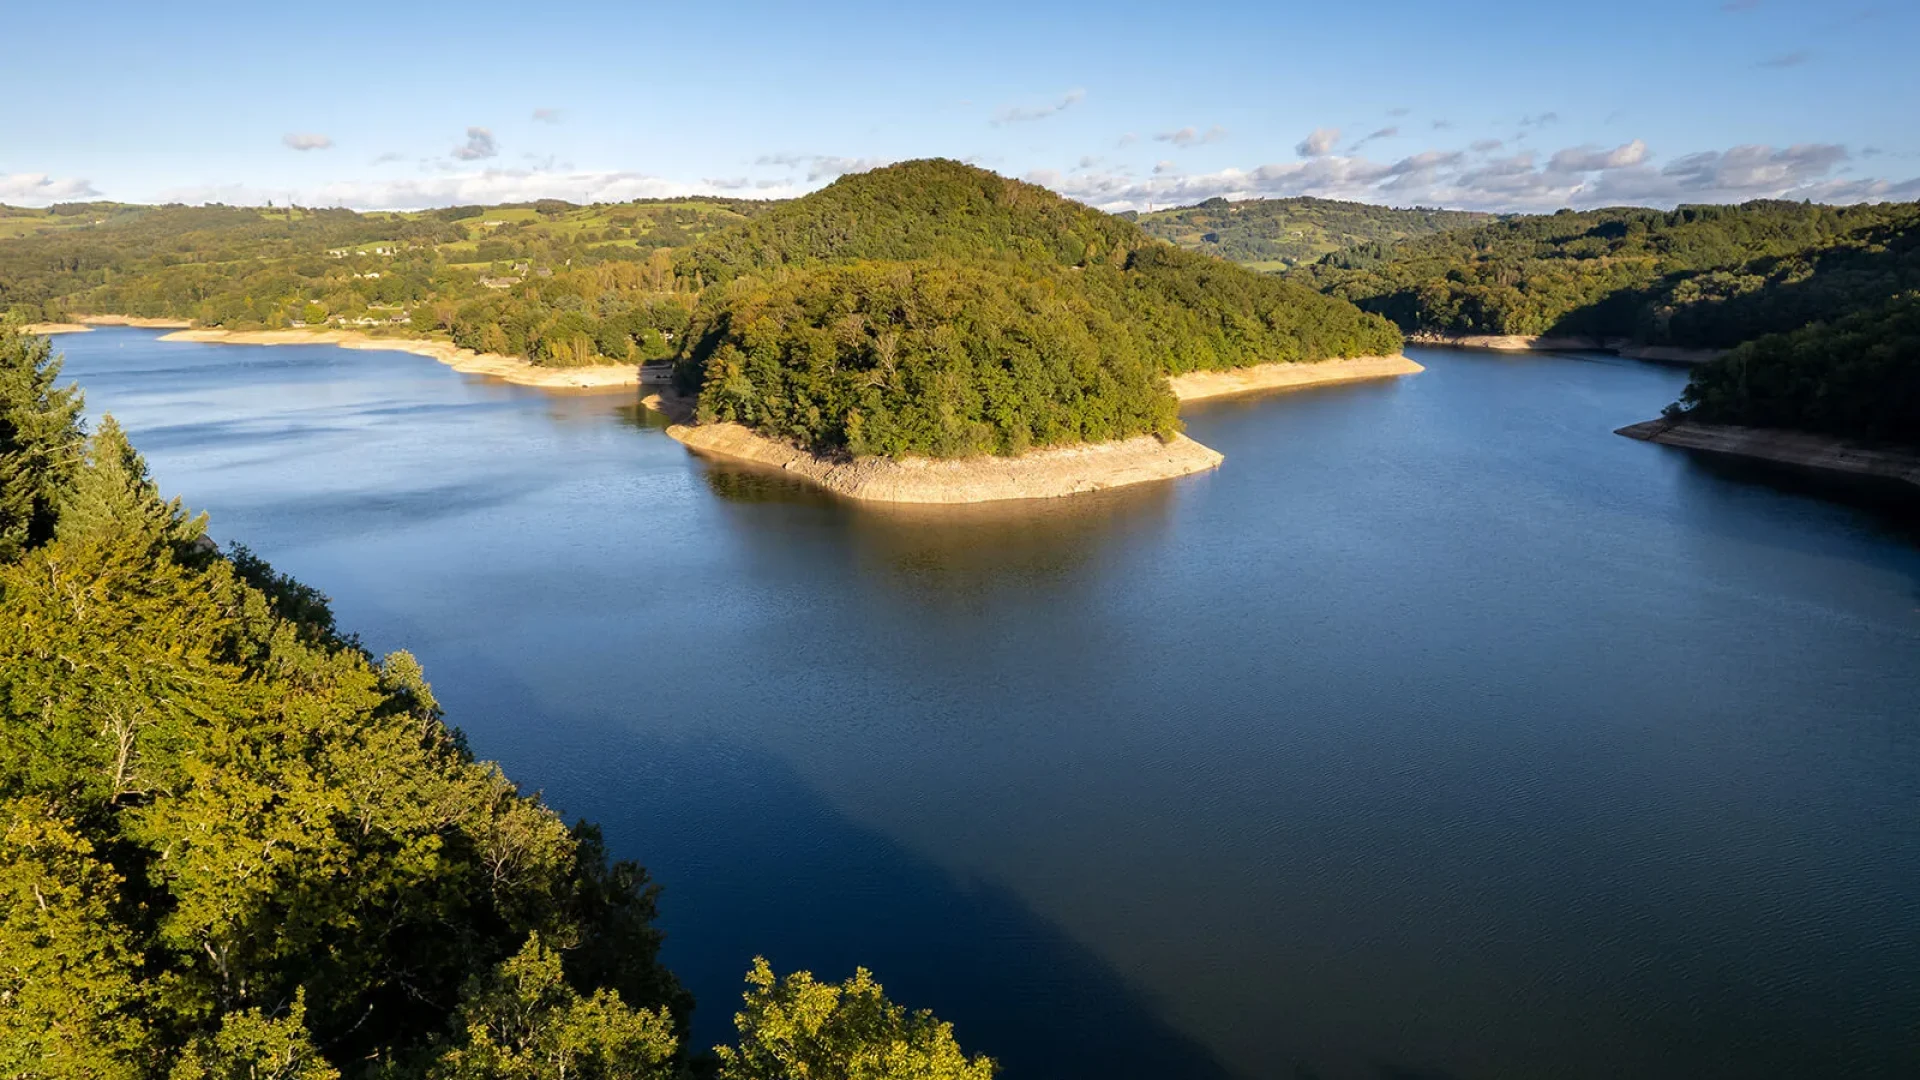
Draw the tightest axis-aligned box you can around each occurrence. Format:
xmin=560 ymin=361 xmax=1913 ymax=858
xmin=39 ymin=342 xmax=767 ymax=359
xmin=1410 ymin=332 xmax=1723 ymax=365
xmin=1167 ymin=354 xmax=1424 ymax=402
xmin=1616 ymin=418 xmax=1920 ymax=491
xmin=156 ymin=328 xmax=637 ymax=389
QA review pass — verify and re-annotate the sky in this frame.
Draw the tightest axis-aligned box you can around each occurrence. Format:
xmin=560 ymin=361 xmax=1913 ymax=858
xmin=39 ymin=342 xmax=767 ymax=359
xmin=5 ymin=0 xmax=1917 ymax=213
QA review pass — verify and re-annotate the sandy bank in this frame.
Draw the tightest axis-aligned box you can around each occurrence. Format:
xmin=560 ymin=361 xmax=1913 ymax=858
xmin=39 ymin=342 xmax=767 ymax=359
xmin=22 ymin=322 xmax=92 ymax=335
xmin=80 ymin=315 xmax=194 ymax=329
xmin=1410 ymin=332 xmax=1724 ymax=365
xmin=1617 ymin=418 xmax=1920 ymax=491
xmin=1169 ymin=354 xmax=1424 ymax=402
xmin=156 ymin=327 xmax=638 ymax=389
xmin=665 ymin=421 xmax=1223 ymax=504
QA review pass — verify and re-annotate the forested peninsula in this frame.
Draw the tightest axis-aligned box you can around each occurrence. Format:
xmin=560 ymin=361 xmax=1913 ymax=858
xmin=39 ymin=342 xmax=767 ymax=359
xmin=0 ymin=325 xmax=996 ymax=1079
xmin=1289 ymin=199 xmax=1919 ymax=470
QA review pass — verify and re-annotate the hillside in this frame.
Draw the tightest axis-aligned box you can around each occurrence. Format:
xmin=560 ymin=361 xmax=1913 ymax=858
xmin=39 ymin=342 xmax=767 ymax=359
xmin=1294 ymin=199 xmax=1920 ymax=349
xmin=673 ymin=161 xmax=1404 ymax=459
xmin=1129 ymin=196 xmax=1493 ymax=271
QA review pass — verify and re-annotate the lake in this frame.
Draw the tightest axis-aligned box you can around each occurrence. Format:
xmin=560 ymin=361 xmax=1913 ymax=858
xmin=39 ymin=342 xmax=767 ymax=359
xmin=52 ymin=328 xmax=1920 ymax=1080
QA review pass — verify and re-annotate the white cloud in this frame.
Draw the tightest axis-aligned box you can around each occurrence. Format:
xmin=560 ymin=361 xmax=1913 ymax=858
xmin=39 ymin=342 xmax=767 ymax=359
xmin=1548 ymin=139 xmax=1649 ymax=173
xmin=754 ymin=153 xmax=891 ymax=181
xmin=1296 ymin=127 xmax=1341 ymax=158
xmin=452 ymin=127 xmax=498 ymax=161
xmin=1156 ymin=125 xmax=1227 ymax=149
xmin=531 ymin=107 xmax=563 ymax=123
xmin=1352 ymin=126 xmax=1399 ymax=151
xmin=156 ymin=169 xmax=814 ymax=211
xmin=1034 ymin=138 xmax=1907 ymax=213
xmin=282 ymin=133 xmax=334 ymax=151
xmin=992 ymin=88 xmax=1085 ymax=125
xmin=0 ymin=172 xmax=101 ymax=205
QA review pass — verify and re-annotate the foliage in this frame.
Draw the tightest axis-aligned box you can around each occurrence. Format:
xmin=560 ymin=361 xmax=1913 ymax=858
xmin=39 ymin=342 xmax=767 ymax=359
xmin=675 ymin=162 xmax=1401 ymax=457
xmin=1130 ymin=196 xmax=1493 ymax=270
xmin=1671 ymin=292 xmax=1920 ymax=444
xmin=0 ymin=325 xmax=993 ymax=1079
xmin=1296 ymin=199 xmax=1920 ymax=348
xmin=716 ymin=958 xmax=995 ymax=1080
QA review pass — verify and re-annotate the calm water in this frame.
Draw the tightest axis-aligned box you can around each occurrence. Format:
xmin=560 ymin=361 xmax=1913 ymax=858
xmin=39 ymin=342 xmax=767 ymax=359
xmin=54 ymin=328 xmax=1920 ymax=1080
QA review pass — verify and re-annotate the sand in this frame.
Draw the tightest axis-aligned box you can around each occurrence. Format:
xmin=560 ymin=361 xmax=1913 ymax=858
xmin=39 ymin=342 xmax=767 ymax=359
xmin=21 ymin=322 xmax=92 ymax=335
xmin=1169 ymin=354 xmax=1424 ymax=402
xmin=1616 ymin=418 xmax=1920 ymax=491
xmin=1410 ymin=332 xmax=1724 ymax=365
xmin=666 ymin=421 xmax=1225 ymax=504
xmin=156 ymin=327 xmax=638 ymax=389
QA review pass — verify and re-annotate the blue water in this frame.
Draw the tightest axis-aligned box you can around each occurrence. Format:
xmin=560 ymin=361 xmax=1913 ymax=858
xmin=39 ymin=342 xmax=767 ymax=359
xmin=53 ymin=328 xmax=1920 ymax=1080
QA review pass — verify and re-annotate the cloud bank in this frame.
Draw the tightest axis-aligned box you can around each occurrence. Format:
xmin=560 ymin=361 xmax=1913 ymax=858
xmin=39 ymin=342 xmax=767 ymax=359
xmin=0 ymin=172 xmax=101 ymax=205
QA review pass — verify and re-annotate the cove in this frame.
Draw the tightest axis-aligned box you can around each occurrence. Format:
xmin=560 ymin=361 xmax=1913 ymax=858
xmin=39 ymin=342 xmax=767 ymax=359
xmin=52 ymin=328 xmax=1920 ymax=1080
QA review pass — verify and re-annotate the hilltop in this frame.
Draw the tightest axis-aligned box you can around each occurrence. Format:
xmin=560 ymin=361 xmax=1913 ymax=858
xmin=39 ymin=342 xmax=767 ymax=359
xmin=1129 ymin=196 xmax=1493 ymax=271
xmin=668 ymin=160 xmax=1405 ymax=465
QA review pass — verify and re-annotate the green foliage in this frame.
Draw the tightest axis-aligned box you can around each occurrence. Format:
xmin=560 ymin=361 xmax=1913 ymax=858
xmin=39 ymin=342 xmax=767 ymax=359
xmin=716 ymin=958 xmax=995 ymax=1080
xmin=0 ymin=326 xmax=687 ymax=1077
xmin=0 ymin=327 xmax=84 ymax=560
xmin=1131 ymin=196 xmax=1493 ymax=269
xmin=0 ymin=326 xmax=992 ymax=1080
xmin=1673 ymin=292 xmax=1920 ymax=444
xmin=678 ymin=159 xmax=1142 ymax=284
xmin=684 ymin=260 xmax=1181 ymax=458
xmin=1296 ymin=200 xmax=1920 ymax=348
xmin=429 ymin=935 xmax=678 ymax=1080
xmin=168 ymin=992 xmax=338 ymax=1080
xmin=675 ymin=162 xmax=1402 ymax=457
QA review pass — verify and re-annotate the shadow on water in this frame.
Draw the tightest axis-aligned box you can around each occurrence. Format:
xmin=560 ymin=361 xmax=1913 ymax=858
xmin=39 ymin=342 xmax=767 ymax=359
xmin=448 ymin=676 xmax=1233 ymax=1080
xmin=693 ymin=464 xmax=1183 ymax=604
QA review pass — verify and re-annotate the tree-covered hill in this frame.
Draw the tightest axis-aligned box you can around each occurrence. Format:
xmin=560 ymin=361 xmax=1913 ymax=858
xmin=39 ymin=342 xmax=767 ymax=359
xmin=0 ymin=324 xmax=996 ymax=1079
xmin=678 ymin=159 xmax=1143 ymax=284
xmin=1294 ymin=199 xmax=1920 ymax=350
xmin=1129 ymin=196 xmax=1494 ymax=271
xmin=673 ymin=161 xmax=1403 ymax=458
xmin=1668 ymin=292 xmax=1919 ymax=445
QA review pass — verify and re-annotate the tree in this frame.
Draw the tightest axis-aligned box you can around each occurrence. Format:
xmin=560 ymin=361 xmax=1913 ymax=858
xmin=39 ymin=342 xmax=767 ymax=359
xmin=429 ymin=935 xmax=678 ymax=1080
xmin=716 ymin=958 xmax=996 ymax=1080
xmin=168 ymin=992 xmax=338 ymax=1080
xmin=0 ymin=326 xmax=85 ymax=562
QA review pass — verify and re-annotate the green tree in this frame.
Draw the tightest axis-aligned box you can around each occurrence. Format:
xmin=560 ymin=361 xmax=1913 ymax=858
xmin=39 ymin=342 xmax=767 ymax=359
xmin=429 ymin=935 xmax=678 ymax=1080
xmin=168 ymin=991 xmax=339 ymax=1080
xmin=716 ymin=958 xmax=996 ymax=1080
xmin=0 ymin=327 xmax=85 ymax=562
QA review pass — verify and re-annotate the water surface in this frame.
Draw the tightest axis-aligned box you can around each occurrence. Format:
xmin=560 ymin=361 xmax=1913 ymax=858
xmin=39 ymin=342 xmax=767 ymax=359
xmin=55 ymin=328 xmax=1920 ymax=1080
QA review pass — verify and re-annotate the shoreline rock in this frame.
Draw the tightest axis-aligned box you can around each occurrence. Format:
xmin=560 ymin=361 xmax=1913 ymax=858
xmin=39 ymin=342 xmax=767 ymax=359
xmin=665 ymin=422 xmax=1225 ymax=504
xmin=81 ymin=315 xmax=194 ymax=329
xmin=1616 ymin=418 xmax=1920 ymax=491
xmin=1169 ymin=354 xmax=1424 ymax=402
xmin=1410 ymin=332 xmax=1724 ymax=365
xmin=154 ymin=327 xmax=638 ymax=390
xmin=22 ymin=322 xmax=93 ymax=335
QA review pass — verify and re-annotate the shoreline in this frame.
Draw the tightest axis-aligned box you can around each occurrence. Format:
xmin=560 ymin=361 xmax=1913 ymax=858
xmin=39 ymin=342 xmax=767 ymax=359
xmin=156 ymin=327 xmax=639 ymax=389
xmin=1616 ymin=418 xmax=1920 ymax=491
xmin=1169 ymin=354 xmax=1423 ymax=402
xmin=665 ymin=420 xmax=1225 ymax=504
xmin=652 ymin=354 xmax=1424 ymax=504
xmin=1409 ymin=333 xmax=1724 ymax=365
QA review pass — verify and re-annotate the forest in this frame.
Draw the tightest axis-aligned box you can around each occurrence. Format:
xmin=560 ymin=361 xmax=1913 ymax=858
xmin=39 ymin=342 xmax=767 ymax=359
xmin=674 ymin=161 xmax=1402 ymax=457
xmin=1129 ymin=196 xmax=1493 ymax=270
xmin=0 ymin=325 xmax=994 ymax=1079
xmin=1668 ymin=292 xmax=1919 ymax=444
xmin=1294 ymin=199 xmax=1920 ymax=349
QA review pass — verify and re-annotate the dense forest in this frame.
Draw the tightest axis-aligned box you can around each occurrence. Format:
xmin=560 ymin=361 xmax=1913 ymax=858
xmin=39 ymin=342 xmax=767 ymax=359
xmin=674 ymin=161 xmax=1401 ymax=457
xmin=1295 ymin=200 xmax=1920 ymax=349
xmin=0 ymin=325 xmax=994 ymax=1078
xmin=1667 ymin=292 xmax=1919 ymax=444
xmin=0 ymin=199 xmax=761 ymax=367
xmin=1129 ymin=196 xmax=1493 ymax=270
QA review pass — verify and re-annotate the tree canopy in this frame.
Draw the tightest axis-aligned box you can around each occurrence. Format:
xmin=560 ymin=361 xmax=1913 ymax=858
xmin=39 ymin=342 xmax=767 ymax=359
xmin=1130 ymin=196 xmax=1494 ymax=270
xmin=0 ymin=325 xmax=994 ymax=1080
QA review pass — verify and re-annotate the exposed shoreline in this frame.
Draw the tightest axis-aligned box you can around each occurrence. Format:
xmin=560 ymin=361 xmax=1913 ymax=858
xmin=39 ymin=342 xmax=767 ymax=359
xmin=650 ymin=355 xmax=1423 ymax=504
xmin=1616 ymin=418 xmax=1920 ymax=491
xmin=1409 ymin=332 xmax=1724 ymax=366
xmin=666 ymin=421 xmax=1225 ymax=504
xmin=1169 ymin=354 xmax=1423 ymax=401
xmin=156 ymin=327 xmax=638 ymax=389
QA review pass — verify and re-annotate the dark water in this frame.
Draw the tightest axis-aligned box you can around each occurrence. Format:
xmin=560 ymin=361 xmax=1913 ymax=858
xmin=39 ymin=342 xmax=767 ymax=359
xmin=54 ymin=328 xmax=1920 ymax=1080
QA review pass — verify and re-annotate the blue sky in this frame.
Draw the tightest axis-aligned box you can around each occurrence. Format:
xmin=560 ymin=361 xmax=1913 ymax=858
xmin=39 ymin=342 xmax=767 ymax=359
xmin=5 ymin=0 xmax=1915 ymax=211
